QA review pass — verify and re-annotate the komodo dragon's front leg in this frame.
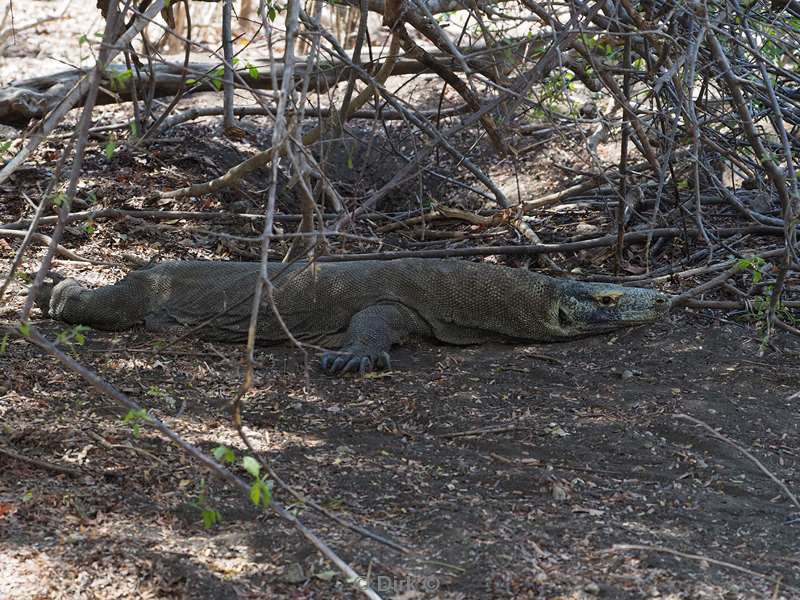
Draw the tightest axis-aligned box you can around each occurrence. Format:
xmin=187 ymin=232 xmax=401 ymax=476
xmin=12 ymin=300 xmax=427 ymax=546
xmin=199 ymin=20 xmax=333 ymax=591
xmin=320 ymin=303 xmax=431 ymax=375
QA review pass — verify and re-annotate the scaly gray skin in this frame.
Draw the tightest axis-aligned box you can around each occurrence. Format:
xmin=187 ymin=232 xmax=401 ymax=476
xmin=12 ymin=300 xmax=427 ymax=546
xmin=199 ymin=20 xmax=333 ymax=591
xmin=37 ymin=259 xmax=670 ymax=374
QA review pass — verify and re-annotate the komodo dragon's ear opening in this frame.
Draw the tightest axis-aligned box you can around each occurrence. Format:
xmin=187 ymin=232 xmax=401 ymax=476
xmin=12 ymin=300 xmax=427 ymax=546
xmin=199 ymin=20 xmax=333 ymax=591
xmin=557 ymin=305 xmax=572 ymax=328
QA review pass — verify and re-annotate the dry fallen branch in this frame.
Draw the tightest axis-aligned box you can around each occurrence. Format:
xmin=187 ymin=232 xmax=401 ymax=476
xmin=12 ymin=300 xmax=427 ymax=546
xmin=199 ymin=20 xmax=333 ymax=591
xmin=0 ymin=55 xmax=461 ymax=125
xmin=0 ymin=228 xmax=113 ymax=264
xmin=0 ymin=444 xmax=85 ymax=477
xmin=674 ymin=413 xmax=800 ymax=512
xmin=606 ymin=544 xmax=800 ymax=595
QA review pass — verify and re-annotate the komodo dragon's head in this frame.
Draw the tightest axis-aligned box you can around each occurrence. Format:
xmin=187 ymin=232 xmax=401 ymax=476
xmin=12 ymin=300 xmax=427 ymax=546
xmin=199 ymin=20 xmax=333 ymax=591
xmin=547 ymin=280 xmax=670 ymax=338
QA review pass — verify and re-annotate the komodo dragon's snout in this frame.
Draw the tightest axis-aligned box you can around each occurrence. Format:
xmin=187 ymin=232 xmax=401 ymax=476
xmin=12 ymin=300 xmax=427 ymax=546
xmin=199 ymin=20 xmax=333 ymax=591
xmin=549 ymin=280 xmax=670 ymax=338
xmin=38 ymin=259 xmax=671 ymax=376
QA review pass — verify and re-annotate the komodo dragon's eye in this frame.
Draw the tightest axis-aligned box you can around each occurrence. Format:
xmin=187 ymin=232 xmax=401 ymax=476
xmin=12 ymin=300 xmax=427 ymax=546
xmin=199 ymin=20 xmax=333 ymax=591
xmin=595 ymin=292 xmax=623 ymax=306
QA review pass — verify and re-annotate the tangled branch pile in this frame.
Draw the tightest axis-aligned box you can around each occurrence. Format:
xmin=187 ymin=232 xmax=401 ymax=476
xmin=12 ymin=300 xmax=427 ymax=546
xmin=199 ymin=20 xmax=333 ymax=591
xmin=1 ymin=0 xmax=798 ymax=338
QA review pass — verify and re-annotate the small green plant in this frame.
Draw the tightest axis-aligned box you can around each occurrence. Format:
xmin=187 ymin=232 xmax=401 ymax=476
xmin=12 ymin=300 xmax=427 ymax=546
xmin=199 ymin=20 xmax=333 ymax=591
xmin=0 ymin=333 xmax=9 ymax=354
xmin=145 ymin=385 xmax=167 ymax=399
xmin=211 ymin=65 xmax=225 ymax=91
xmin=201 ymin=507 xmax=221 ymax=528
xmin=242 ymin=456 xmax=272 ymax=507
xmin=123 ymin=408 xmax=150 ymax=438
xmin=736 ymin=256 xmax=795 ymax=327
xmin=50 ymin=192 xmax=67 ymax=208
xmin=108 ymin=68 xmax=133 ymax=92
xmin=104 ymin=135 xmax=117 ymax=160
xmin=212 ymin=446 xmax=272 ymax=508
xmin=145 ymin=386 xmax=177 ymax=411
xmin=55 ymin=325 xmax=89 ymax=349
xmin=81 ymin=220 xmax=96 ymax=235
xmin=18 ymin=323 xmax=31 ymax=338
xmin=736 ymin=256 xmax=767 ymax=284
xmin=212 ymin=445 xmax=236 ymax=464
xmin=192 ymin=479 xmax=221 ymax=529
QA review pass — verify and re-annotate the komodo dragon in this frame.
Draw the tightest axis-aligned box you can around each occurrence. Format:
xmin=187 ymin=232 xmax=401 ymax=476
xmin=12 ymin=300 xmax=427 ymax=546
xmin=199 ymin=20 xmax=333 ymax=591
xmin=36 ymin=259 xmax=670 ymax=374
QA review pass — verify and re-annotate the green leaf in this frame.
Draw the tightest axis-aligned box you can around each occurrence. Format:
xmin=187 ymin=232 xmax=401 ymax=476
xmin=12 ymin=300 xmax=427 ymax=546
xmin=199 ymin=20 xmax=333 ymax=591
xmin=0 ymin=333 xmax=9 ymax=354
xmin=268 ymin=6 xmax=277 ymax=21
xmin=202 ymin=508 xmax=220 ymax=528
xmin=145 ymin=385 xmax=166 ymax=398
xmin=0 ymin=140 xmax=11 ymax=154
xmin=250 ymin=482 xmax=262 ymax=506
xmin=78 ymin=34 xmax=88 ymax=45
xmin=248 ymin=480 xmax=271 ymax=507
xmin=123 ymin=408 xmax=149 ymax=424
xmin=247 ymin=64 xmax=259 ymax=79
xmin=129 ymin=121 xmax=140 ymax=138
xmin=211 ymin=78 xmax=223 ymax=91
xmin=118 ymin=69 xmax=133 ymax=84
xmin=50 ymin=193 xmax=67 ymax=207
xmin=242 ymin=456 xmax=260 ymax=478
xmin=185 ymin=78 xmax=198 ymax=86
xmin=212 ymin=445 xmax=236 ymax=464
xmin=104 ymin=137 xmax=116 ymax=160
xmin=18 ymin=323 xmax=30 ymax=338
xmin=260 ymin=481 xmax=271 ymax=507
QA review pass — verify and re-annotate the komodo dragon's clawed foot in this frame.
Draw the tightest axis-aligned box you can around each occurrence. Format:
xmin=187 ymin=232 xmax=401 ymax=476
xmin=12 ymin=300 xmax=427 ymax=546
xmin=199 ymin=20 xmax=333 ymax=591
xmin=320 ymin=348 xmax=392 ymax=375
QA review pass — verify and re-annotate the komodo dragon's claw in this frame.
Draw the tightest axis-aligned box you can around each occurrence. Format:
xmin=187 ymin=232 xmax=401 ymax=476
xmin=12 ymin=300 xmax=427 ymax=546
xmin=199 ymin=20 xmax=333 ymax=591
xmin=320 ymin=350 xmax=391 ymax=376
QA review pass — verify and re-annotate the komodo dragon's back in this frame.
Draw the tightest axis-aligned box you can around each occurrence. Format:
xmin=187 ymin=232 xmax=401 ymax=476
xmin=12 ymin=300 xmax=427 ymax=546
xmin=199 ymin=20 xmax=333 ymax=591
xmin=41 ymin=258 xmax=670 ymax=374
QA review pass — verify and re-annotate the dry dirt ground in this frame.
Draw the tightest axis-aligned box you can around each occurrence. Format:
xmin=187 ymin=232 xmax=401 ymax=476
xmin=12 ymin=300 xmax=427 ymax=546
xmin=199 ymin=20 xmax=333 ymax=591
xmin=2 ymin=3 xmax=800 ymax=600
xmin=1 ymin=299 xmax=799 ymax=599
